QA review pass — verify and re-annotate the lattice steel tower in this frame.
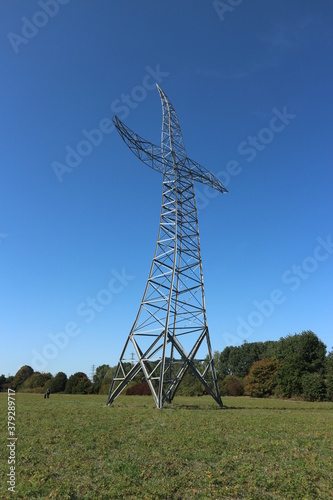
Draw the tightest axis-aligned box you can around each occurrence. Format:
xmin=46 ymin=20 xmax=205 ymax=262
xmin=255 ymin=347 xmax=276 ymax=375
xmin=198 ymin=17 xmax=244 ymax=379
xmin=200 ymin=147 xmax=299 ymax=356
xmin=107 ymin=85 xmax=227 ymax=409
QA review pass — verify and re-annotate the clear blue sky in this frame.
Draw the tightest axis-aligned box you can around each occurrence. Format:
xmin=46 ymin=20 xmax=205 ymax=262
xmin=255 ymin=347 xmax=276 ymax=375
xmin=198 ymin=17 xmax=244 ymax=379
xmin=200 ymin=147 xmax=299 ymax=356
xmin=1 ymin=0 xmax=332 ymax=378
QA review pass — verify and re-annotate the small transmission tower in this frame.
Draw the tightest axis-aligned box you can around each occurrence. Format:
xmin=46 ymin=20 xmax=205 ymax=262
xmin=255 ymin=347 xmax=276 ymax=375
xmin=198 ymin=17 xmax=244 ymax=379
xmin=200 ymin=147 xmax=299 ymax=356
xmin=107 ymin=85 xmax=227 ymax=409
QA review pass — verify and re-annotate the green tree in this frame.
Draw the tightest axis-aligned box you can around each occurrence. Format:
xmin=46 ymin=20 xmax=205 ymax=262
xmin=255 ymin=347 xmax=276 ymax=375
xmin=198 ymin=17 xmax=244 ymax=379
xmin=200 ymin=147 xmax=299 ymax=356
xmin=21 ymin=372 xmax=52 ymax=392
xmin=176 ymin=370 xmax=204 ymax=396
xmin=218 ymin=340 xmax=282 ymax=380
xmin=0 ymin=374 xmax=6 ymax=391
xmin=211 ymin=351 xmax=221 ymax=378
xmin=0 ymin=376 xmax=14 ymax=391
xmin=46 ymin=372 xmax=68 ymax=393
xmin=12 ymin=365 xmax=34 ymax=390
xmin=93 ymin=364 xmax=110 ymax=394
xmin=219 ymin=375 xmax=244 ymax=396
xmin=244 ymin=358 xmax=280 ymax=398
xmin=301 ymin=372 xmax=326 ymax=402
xmin=325 ymin=350 xmax=333 ymax=401
xmin=219 ymin=346 xmax=232 ymax=377
xmin=99 ymin=366 xmax=117 ymax=395
xmin=275 ymin=331 xmax=326 ymax=398
xmin=65 ymin=372 xmax=92 ymax=394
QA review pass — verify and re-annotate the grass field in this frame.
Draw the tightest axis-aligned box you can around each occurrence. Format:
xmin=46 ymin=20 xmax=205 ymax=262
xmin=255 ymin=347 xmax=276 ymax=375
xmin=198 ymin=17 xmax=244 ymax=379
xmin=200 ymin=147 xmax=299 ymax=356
xmin=1 ymin=393 xmax=332 ymax=499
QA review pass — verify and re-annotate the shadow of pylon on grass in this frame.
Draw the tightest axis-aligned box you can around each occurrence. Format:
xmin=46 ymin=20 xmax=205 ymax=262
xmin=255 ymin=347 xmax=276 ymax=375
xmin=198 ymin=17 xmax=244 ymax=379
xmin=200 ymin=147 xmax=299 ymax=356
xmin=224 ymin=406 xmax=330 ymax=411
xmin=162 ymin=403 xmax=228 ymax=411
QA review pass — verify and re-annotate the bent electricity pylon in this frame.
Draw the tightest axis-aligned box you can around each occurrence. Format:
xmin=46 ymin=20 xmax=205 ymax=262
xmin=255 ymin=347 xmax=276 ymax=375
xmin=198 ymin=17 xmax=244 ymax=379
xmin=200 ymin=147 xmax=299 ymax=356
xmin=107 ymin=85 xmax=227 ymax=409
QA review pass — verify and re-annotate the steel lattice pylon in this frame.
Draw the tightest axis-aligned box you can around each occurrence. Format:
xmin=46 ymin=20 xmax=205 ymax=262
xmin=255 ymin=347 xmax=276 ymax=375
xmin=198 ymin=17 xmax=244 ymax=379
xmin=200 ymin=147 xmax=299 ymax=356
xmin=107 ymin=85 xmax=227 ymax=409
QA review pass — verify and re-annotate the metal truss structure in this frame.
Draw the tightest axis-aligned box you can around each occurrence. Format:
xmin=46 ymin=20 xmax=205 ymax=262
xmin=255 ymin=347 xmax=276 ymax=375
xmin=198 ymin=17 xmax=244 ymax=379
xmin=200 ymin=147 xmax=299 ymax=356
xmin=107 ymin=85 xmax=227 ymax=409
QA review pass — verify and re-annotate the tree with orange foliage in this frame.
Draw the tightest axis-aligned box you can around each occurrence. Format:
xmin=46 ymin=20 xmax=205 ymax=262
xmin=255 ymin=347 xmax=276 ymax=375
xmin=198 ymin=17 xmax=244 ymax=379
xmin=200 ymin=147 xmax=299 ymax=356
xmin=244 ymin=358 xmax=280 ymax=398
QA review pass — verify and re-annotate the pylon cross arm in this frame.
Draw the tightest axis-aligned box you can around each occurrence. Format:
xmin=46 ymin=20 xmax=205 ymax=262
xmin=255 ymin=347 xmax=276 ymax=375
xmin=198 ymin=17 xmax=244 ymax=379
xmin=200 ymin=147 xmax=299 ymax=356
xmin=112 ymin=116 xmax=227 ymax=194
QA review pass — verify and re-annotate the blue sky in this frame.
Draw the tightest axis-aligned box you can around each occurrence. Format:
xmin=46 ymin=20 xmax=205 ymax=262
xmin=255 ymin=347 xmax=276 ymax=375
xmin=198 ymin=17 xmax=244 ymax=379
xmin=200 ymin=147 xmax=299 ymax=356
xmin=1 ymin=0 xmax=332 ymax=378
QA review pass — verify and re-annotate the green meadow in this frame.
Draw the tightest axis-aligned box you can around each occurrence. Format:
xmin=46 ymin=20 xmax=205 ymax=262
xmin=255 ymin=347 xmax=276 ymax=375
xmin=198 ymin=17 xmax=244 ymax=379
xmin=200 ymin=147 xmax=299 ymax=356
xmin=1 ymin=393 xmax=332 ymax=499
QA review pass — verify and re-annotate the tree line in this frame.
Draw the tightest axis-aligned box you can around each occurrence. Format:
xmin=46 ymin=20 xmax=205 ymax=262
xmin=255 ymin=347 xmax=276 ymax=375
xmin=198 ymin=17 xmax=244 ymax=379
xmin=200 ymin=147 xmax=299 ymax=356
xmin=215 ymin=330 xmax=332 ymax=401
xmin=1 ymin=330 xmax=332 ymax=401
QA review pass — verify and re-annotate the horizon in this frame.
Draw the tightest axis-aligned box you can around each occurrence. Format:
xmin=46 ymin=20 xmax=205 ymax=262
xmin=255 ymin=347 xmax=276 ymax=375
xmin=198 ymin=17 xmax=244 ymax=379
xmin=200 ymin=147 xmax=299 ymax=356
xmin=4 ymin=328 xmax=330 ymax=379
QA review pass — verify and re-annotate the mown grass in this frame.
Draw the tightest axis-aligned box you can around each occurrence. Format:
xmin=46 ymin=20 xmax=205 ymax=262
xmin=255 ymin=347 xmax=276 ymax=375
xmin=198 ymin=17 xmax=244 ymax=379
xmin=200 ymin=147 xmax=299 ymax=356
xmin=0 ymin=393 xmax=332 ymax=499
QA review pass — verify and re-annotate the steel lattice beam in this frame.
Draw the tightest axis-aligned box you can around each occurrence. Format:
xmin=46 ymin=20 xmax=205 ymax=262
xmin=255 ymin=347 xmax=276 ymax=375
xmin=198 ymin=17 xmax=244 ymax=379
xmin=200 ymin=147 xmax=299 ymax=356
xmin=107 ymin=85 xmax=227 ymax=409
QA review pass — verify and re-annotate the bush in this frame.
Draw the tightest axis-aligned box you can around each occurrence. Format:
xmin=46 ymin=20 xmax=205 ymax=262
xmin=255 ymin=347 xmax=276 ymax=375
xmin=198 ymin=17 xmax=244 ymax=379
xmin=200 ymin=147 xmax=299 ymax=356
xmin=126 ymin=382 xmax=152 ymax=395
xmin=219 ymin=375 xmax=244 ymax=396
